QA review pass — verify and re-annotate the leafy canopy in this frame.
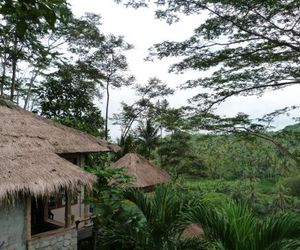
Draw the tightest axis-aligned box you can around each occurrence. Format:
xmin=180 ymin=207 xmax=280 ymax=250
xmin=0 ymin=0 xmax=70 ymax=36
xmin=116 ymin=0 xmax=300 ymax=123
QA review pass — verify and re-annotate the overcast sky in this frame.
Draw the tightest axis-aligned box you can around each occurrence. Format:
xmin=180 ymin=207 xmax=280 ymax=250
xmin=68 ymin=0 xmax=300 ymax=140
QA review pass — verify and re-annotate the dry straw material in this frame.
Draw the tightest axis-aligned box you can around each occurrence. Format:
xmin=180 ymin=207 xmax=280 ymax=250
xmin=111 ymin=153 xmax=171 ymax=188
xmin=0 ymin=101 xmax=117 ymax=201
xmin=0 ymin=101 xmax=117 ymax=154
xmin=182 ymin=224 xmax=204 ymax=239
xmin=0 ymin=152 xmax=96 ymax=201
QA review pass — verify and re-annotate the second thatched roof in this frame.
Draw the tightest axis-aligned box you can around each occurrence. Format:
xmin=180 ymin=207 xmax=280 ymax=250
xmin=111 ymin=153 xmax=171 ymax=188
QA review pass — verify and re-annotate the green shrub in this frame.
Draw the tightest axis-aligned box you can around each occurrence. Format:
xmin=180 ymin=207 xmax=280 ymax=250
xmin=282 ymin=176 xmax=300 ymax=197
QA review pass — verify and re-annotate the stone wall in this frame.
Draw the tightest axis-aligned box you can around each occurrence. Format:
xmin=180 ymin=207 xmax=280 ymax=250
xmin=0 ymin=201 xmax=26 ymax=250
xmin=27 ymin=228 xmax=77 ymax=250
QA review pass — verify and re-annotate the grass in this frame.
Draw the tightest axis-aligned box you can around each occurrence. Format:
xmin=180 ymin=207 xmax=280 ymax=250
xmin=255 ymin=180 xmax=276 ymax=195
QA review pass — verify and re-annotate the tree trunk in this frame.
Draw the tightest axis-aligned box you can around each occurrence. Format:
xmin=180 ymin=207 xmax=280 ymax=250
xmin=24 ymin=70 xmax=39 ymax=110
xmin=105 ymin=81 xmax=110 ymax=140
xmin=0 ymin=53 xmax=7 ymax=96
xmin=10 ymin=32 xmax=18 ymax=102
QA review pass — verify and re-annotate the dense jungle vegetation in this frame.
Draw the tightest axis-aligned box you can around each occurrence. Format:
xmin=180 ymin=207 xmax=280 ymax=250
xmin=1 ymin=0 xmax=300 ymax=249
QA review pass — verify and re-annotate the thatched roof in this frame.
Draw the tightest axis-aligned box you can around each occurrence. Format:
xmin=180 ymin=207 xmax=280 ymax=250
xmin=99 ymin=139 xmax=121 ymax=153
xmin=0 ymin=152 xmax=96 ymax=201
xmin=182 ymin=224 xmax=204 ymax=239
xmin=0 ymin=101 xmax=119 ymax=200
xmin=111 ymin=153 xmax=171 ymax=188
xmin=0 ymin=102 xmax=118 ymax=154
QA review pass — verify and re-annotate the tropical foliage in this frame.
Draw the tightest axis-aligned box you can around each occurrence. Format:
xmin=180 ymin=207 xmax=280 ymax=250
xmin=2 ymin=1 xmax=300 ymax=249
xmin=188 ymin=202 xmax=300 ymax=250
xmin=89 ymin=182 xmax=300 ymax=250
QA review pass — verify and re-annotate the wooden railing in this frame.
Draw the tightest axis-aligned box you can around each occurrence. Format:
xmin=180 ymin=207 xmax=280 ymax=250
xmin=75 ymin=215 xmax=99 ymax=250
xmin=75 ymin=215 xmax=97 ymax=230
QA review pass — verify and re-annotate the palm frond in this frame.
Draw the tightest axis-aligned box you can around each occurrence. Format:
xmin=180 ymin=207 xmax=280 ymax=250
xmin=257 ymin=213 xmax=300 ymax=250
xmin=123 ymin=187 xmax=153 ymax=220
xmin=187 ymin=202 xmax=256 ymax=250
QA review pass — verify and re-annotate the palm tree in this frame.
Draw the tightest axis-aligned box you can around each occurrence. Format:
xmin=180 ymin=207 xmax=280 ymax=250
xmin=96 ymin=185 xmax=300 ymax=250
xmin=187 ymin=202 xmax=300 ymax=250
xmin=97 ymin=184 xmax=207 ymax=250
xmin=136 ymin=119 xmax=160 ymax=159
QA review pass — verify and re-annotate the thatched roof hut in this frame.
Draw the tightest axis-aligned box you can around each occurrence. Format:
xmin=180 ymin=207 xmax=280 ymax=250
xmin=182 ymin=224 xmax=204 ymax=239
xmin=111 ymin=153 xmax=171 ymax=188
xmin=0 ymin=100 xmax=117 ymax=200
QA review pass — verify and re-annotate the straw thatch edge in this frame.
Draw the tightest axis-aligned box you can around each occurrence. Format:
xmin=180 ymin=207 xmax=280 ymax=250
xmin=0 ymin=153 xmax=97 ymax=202
xmin=111 ymin=153 xmax=171 ymax=188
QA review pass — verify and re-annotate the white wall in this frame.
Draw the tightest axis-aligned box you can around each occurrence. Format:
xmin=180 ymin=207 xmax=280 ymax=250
xmin=0 ymin=201 xmax=26 ymax=250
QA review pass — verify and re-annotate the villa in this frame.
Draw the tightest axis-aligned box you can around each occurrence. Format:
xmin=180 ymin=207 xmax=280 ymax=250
xmin=0 ymin=99 xmax=117 ymax=250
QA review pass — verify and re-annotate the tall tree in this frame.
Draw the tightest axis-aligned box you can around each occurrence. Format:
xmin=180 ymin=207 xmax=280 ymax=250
xmin=113 ymin=77 xmax=174 ymax=142
xmin=65 ymin=13 xmax=104 ymax=58
xmin=136 ymin=119 xmax=160 ymax=159
xmin=0 ymin=0 xmax=70 ymax=101
xmin=117 ymin=0 xmax=300 ymax=115
xmin=92 ymin=35 xmax=135 ymax=140
xmin=116 ymin=0 xmax=300 ymax=163
xmin=158 ymin=131 xmax=205 ymax=177
xmin=38 ymin=62 xmax=105 ymax=136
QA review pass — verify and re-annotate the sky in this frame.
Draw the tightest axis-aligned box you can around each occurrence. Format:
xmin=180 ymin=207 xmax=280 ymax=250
xmin=68 ymin=0 xmax=300 ymax=140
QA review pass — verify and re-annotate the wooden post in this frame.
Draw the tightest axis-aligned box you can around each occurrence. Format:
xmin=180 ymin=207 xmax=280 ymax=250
xmin=78 ymin=154 xmax=90 ymax=224
xmin=43 ymin=197 xmax=49 ymax=221
xmin=65 ymin=190 xmax=71 ymax=228
xmin=78 ymin=155 xmax=85 ymax=219
xmin=79 ymin=188 xmax=82 ymax=218
xmin=84 ymin=188 xmax=89 ymax=225
xmin=25 ymin=196 xmax=31 ymax=240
